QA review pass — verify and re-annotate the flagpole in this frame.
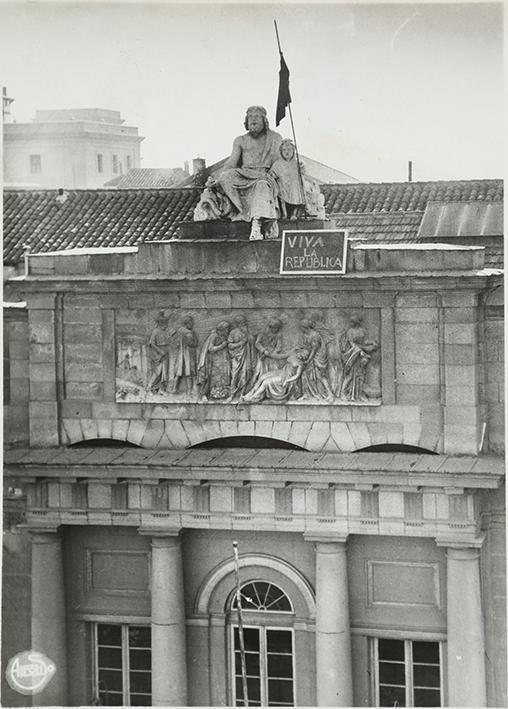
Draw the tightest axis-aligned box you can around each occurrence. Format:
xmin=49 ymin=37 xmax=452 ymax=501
xmin=274 ymin=20 xmax=308 ymax=216
xmin=233 ymin=541 xmax=249 ymax=707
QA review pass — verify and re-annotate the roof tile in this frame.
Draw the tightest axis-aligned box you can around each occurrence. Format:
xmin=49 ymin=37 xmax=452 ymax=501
xmin=3 ymin=179 xmax=503 ymax=266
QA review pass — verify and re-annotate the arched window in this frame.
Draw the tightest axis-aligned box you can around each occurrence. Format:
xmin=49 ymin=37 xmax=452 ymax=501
xmin=228 ymin=581 xmax=295 ymax=707
xmin=233 ymin=581 xmax=293 ymax=613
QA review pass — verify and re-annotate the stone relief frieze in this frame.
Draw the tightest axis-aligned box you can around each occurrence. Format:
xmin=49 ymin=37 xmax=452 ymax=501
xmin=115 ymin=309 xmax=381 ymax=405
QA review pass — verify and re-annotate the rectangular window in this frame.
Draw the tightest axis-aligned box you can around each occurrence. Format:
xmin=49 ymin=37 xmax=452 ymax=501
xmin=112 ymin=154 xmax=119 ymax=174
xmin=126 ymin=155 xmax=132 ymax=171
xmin=94 ymin=623 xmax=151 ymax=706
xmin=29 ymin=154 xmax=41 ymax=174
xmin=233 ymin=626 xmax=294 ymax=706
xmin=97 ymin=154 xmax=104 ymax=173
xmin=373 ymin=638 xmax=442 ymax=707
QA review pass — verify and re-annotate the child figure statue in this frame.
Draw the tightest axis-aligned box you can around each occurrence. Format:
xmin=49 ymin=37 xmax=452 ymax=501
xmin=269 ymin=139 xmax=306 ymax=220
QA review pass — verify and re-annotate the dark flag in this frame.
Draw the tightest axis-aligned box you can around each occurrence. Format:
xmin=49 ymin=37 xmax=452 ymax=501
xmin=276 ymin=53 xmax=291 ymax=126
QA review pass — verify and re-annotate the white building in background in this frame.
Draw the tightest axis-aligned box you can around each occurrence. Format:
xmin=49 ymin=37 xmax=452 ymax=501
xmin=3 ymin=104 xmax=144 ymax=189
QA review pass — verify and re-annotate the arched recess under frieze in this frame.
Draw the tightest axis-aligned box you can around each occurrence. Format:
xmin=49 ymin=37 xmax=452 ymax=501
xmin=194 ymin=552 xmax=315 ymax=619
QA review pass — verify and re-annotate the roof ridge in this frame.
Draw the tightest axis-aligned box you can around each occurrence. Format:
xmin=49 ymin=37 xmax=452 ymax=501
xmin=323 ymin=178 xmax=503 ymax=188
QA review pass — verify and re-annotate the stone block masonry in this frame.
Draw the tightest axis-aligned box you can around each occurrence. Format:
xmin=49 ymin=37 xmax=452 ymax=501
xmin=9 ymin=240 xmax=501 ymax=457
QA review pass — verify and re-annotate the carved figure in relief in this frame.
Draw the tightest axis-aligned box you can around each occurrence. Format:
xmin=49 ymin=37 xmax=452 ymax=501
xmin=241 ymin=346 xmax=309 ymax=404
xmin=197 ymin=321 xmax=231 ymax=400
xmin=338 ymin=314 xmax=378 ymax=401
xmin=171 ymin=315 xmax=199 ymax=395
xmin=227 ymin=314 xmax=255 ymax=400
xmin=252 ymin=316 xmax=284 ymax=382
xmin=147 ymin=311 xmax=173 ymax=394
xmin=299 ymin=318 xmax=334 ymax=401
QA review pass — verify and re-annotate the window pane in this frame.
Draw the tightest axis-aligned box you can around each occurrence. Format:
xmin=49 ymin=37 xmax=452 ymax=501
xmin=268 ymin=679 xmax=294 ymax=704
xmin=414 ymin=664 xmax=441 ymax=688
xmin=378 ymin=638 xmax=404 ymax=661
xmin=235 ymin=651 xmax=260 ymax=676
xmin=413 ymin=641 xmax=440 ymax=664
xmin=98 ymin=624 xmax=122 ymax=646
xmin=100 ymin=690 xmax=123 ymax=705
xmin=267 ymin=630 xmax=292 ymax=653
xmin=130 ymin=694 xmax=152 ymax=706
xmin=98 ymin=669 xmax=123 ymax=692
xmin=414 ymin=688 xmax=441 ymax=707
xmin=99 ymin=646 xmax=122 ymax=668
xmin=379 ymin=661 xmax=406 ymax=686
xmin=267 ymin=653 xmax=293 ymax=678
xmin=237 ymin=582 xmax=292 ymax=612
xmin=129 ymin=671 xmax=151 ymax=694
xmin=379 ymin=685 xmax=406 ymax=707
xmin=129 ymin=649 xmax=151 ymax=671
xmin=234 ymin=627 xmax=260 ymax=652
xmin=236 ymin=676 xmax=260 ymax=701
xmin=129 ymin=626 xmax=151 ymax=648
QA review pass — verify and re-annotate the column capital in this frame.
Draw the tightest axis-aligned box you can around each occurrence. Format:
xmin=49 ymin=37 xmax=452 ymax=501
xmin=304 ymin=532 xmax=349 ymax=546
xmin=436 ymin=532 xmax=485 ymax=550
xmin=20 ymin=523 xmax=61 ymax=538
xmin=138 ymin=526 xmax=182 ymax=545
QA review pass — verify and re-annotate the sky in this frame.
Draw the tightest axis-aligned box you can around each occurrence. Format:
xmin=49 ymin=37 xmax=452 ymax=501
xmin=0 ymin=1 xmax=503 ymax=182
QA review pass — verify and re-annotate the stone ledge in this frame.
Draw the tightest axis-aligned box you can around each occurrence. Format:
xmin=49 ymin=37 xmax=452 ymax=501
xmin=176 ymin=219 xmax=331 ymax=240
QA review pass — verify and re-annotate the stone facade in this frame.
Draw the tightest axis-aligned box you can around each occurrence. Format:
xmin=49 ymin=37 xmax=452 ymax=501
xmin=2 ymin=235 xmax=505 ymax=707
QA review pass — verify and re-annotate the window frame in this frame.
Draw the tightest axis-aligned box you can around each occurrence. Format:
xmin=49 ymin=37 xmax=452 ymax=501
xmin=371 ymin=637 xmax=444 ymax=708
xmin=29 ymin=154 xmax=42 ymax=174
xmin=229 ymin=623 xmax=297 ymax=707
xmin=92 ymin=622 xmax=152 ymax=706
xmin=97 ymin=153 xmax=104 ymax=173
xmin=227 ymin=580 xmax=296 ymax=706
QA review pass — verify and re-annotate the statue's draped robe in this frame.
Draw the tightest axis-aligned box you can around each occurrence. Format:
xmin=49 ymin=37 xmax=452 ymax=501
xmin=300 ymin=330 xmax=332 ymax=400
xmin=228 ymin=327 xmax=255 ymax=398
xmin=197 ymin=331 xmax=231 ymax=400
xmin=218 ymin=129 xmax=282 ymax=221
xmin=174 ymin=326 xmax=198 ymax=377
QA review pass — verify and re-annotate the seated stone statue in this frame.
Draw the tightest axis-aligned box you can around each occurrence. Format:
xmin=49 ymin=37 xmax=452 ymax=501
xmin=194 ymin=105 xmax=282 ymax=241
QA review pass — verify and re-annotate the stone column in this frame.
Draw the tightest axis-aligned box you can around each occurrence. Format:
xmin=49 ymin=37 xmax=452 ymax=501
xmin=446 ymin=545 xmax=487 ymax=707
xmin=150 ymin=531 xmax=187 ymax=706
xmin=311 ymin=536 xmax=353 ymax=706
xmin=31 ymin=528 xmax=68 ymax=705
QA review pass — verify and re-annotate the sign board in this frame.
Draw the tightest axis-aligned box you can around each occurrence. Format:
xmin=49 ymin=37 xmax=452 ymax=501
xmin=6 ymin=651 xmax=56 ymax=695
xmin=279 ymin=229 xmax=348 ymax=275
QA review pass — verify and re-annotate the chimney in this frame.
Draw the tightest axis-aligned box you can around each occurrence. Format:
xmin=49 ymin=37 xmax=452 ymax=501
xmin=408 ymin=160 xmax=413 ymax=182
xmin=2 ymin=87 xmax=14 ymax=123
xmin=193 ymin=157 xmax=206 ymax=175
xmin=184 ymin=160 xmax=190 ymax=175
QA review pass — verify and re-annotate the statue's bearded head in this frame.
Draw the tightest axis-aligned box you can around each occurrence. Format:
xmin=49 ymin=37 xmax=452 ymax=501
xmin=244 ymin=106 xmax=269 ymax=136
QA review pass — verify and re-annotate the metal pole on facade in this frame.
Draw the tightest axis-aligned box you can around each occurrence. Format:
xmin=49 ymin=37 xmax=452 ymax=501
xmin=233 ymin=541 xmax=249 ymax=706
xmin=274 ymin=20 xmax=308 ymax=215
